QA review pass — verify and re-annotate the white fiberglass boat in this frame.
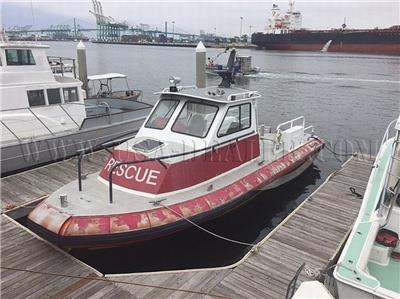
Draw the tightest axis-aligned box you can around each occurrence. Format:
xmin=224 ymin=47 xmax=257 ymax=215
xmin=28 ymin=77 xmax=325 ymax=249
xmin=87 ymin=73 xmax=142 ymax=101
xmin=292 ymin=116 xmax=400 ymax=299
xmin=0 ymin=41 xmax=152 ymax=175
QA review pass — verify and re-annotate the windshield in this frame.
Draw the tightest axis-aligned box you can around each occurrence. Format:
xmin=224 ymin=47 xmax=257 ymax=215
xmin=145 ymin=99 xmax=179 ymax=130
xmin=172 ymin=101 xmax=218 ymax=138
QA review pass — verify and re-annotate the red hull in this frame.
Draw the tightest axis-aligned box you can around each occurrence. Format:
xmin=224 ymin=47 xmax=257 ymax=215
xmin=259 ymin=43 xmax=400 ymax=56
xmin=27 ymin=138 xmax=325 ymax=248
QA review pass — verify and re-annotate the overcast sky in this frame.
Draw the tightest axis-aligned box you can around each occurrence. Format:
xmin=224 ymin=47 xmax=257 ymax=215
xmin=2 ymin=1 xmax=399 ymax=36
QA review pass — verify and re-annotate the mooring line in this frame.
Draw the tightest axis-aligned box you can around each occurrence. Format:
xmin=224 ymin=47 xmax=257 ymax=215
xmin=0 ymin=266 xmax=229 ymax=299
xmin=151 ymin=201 xmax=258 ymax=250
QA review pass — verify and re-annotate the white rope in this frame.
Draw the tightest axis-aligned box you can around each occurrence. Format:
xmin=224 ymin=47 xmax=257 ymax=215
xmin=304 ymin=264 xmax=322 ymax=279
xmin=153 ymin=201 xmax=258 ymax=250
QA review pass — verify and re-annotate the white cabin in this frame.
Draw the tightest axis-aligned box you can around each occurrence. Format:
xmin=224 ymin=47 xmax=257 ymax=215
xmin=0 ymin=42 xmax=86 ymax=142
xmin=264 ymin=1 xmax=302 ymax=34
xmin=133 ymin=85 xmax=260 ymax=152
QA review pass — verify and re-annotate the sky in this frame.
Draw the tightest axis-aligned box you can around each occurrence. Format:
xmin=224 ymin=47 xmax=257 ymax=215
xmin=1 ymin=1 xmax=399 ymax=36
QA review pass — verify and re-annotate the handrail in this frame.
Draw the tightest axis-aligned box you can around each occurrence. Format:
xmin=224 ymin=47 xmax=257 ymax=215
xmin=227 ymin=91 xmax=261 ymax=101
xmin=0 ymin=102 xmax=98 ymax=113
xmin=0 ymin=120 xmax=21 ymax=141
xmin=107 ymin=131 xmax=255 ymax=204
xmin=285 ymin=262 xmax=306 ymax=299
xmin=79 ymin=104 xmax=152 ymax=130
xmin=47 ymin=55 xmax=76 ymax=78
xmin=379 ymin=118 xmax=397 ymax=149
xmin=276 ymin=116 xmax=305 ymax=132
xmin=377 ymin=127 xmax=400 ymax=226
xmin=59 ymin=105 xmax=80 ymax=128
xmin=99 ymin=102 xmax=111 ymax=124
xmin=27 ymin=107 xmax=55 ymax=136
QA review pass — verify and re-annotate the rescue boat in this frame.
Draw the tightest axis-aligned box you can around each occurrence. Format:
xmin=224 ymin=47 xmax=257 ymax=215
xmin=27 ymin=76 xmax=325 ymax=249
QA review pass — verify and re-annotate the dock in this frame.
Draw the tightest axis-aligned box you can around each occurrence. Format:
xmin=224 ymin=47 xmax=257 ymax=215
xmin=1 ymin=152 xmax=375 ymax=298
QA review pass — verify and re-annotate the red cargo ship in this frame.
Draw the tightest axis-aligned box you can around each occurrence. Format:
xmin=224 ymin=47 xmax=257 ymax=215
xmin=252 ymin=1 xmax=400 ymax=56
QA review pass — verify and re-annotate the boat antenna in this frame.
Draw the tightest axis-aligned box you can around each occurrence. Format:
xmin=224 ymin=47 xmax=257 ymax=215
xmin=342 ymin=17 xmax=347 ymax=30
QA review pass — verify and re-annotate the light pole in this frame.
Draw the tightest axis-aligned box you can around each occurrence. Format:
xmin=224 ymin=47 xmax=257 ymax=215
xmin=249 ymin=25 xmax=252 ymax=43
xmin=172 ymin=21 xmax=175 ymax=40
xmin=240 ymin=16 xmax=243 ymax=40
xmin=214 ymin=27 xmax=216 ymax=37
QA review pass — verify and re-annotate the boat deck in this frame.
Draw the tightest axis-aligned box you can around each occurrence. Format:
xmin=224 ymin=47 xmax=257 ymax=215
xmin=1 ymin=151 xmax=375 ymax=298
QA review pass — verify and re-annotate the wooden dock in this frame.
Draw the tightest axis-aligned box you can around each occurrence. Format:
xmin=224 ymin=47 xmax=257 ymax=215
xmin=1 ymin=152 xmax=375 ymax=298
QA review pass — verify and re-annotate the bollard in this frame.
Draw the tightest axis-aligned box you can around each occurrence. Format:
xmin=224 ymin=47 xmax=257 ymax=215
xmin=60 ymin=194 xmax=68 ymax=208
xmin=77 ymin=40 xmax=88 ymax=95
xmin=196 ymin=41 xmax=206 ymax=88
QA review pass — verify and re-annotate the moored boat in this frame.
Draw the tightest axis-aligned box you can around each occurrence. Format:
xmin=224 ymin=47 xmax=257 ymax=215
xmin=27 ymin=76 xmax=325 ymax=249
xmin=0 ymin=40 xmax=153 ymax=176
xmin=87 ymin=73 xmax=142 ymax=101
xmin=292 ymin=116 xmax=400 ymax=299
xmin=206 ymin=48 xmax=260 ymax=77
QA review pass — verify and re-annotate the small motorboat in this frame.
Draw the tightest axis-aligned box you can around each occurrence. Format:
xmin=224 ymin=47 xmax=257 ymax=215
xmin=88 ymin=73 xmax=143 ymax=101
xmin=27 ymin=76 xmax=325 ymax=249
xmin=292 ymin=116 xmax=400 ymax=299
xmin=207 ymin=48 xmax=261 ymax=77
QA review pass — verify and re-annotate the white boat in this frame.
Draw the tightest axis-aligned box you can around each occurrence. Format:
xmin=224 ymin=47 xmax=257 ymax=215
xmin=27 ymin=76 xmax=325 ymax=249
xmin=292 ymin=116 xmax=400 ymax=299
xmin=0 ymin=41 xmax=153 ymax=176
xmin=88 ymin=73 xmax=143 ymax=101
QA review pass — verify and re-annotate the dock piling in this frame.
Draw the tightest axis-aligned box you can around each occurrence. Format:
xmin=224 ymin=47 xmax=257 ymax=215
xmin=77 ymin=41 xmax=89 ymax=96
xmin=195 ymin=41 xmax=206 ymax=88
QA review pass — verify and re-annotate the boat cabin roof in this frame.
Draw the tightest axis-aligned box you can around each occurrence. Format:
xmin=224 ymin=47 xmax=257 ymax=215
xmin=88 ymin=73 xmax=127 ymax=81
xmin=157 ymin=85 xmax=260 ymax=104
xmin=0 ymin=42 xmax=49 ymax=49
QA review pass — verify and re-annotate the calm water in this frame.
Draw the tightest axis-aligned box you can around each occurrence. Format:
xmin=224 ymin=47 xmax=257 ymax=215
xmin=46 ymin=42 xmax=399 ymax=274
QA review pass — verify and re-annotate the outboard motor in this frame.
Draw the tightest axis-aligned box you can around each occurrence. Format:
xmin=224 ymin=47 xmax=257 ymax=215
xmin=217 ymin=49 xmax=236 ymax=88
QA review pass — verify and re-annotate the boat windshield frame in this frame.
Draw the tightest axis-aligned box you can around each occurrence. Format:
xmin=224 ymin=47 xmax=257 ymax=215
xmin=171 ymin=100 xmax=219 ymax=139
xmin=144 ymin=98 xmax=180 ymax=130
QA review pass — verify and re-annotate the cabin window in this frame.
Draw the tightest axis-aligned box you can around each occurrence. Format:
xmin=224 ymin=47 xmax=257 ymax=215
xmin=63 ymin=87 xmax=79 ymax=102
xmin=172 ymin=101 xmax=219 ymax=138
xmin=47 ymin=88 xmax=62 ymax=105
xmin=5 ymin=49 xmax=36 ymax=65
xmin=218 ymin=103 xmax=251 ymax=137
xmin=27 ymin=90 xmax=45 ymax=107
xmin=145 ymin=99 xmax=179 ymax=130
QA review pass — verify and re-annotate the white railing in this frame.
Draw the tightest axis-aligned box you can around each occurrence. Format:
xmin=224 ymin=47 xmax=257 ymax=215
xmin=227 ymin=91 xmax=261 ymax=101
xmin=377 ymin=118 xmax=400 ymax=226
xmin=380 ymin=118 xmax=399 ymax=148
xmin=276 ymin=116 xmax=305 ymax=132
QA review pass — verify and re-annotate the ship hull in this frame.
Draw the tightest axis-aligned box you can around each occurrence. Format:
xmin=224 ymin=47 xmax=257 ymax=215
xmin=252 ymin=29 xmax=400 ymax=55
xmin=26 ymin=139 xmax=324 ymax=249
xmin=26 ymin=151 xmax=318 ymax=249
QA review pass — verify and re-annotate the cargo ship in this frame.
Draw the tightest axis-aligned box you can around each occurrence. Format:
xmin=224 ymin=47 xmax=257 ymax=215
xmin=251 ymin=1 xmax=400 ymax=56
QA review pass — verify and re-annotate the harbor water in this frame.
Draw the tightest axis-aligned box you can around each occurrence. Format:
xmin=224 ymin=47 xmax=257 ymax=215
xmin=46 ymin=42 xmax=399 ymax=274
